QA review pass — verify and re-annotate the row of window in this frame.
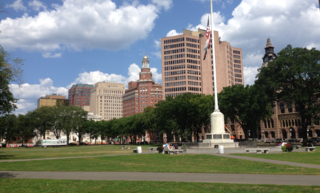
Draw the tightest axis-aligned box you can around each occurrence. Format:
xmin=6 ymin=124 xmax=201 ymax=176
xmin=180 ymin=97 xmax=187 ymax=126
xmin=235 ymin=79 xmax=242 ymax=82
xmin=188 ymin=75 xmax=199 ymax=80
xmin=187 ymin=48 xmax=199 ymax=54
xmin=164 ymin=54 xmax=185 ymax=60
xmin=164 ymin=38 xmax=184 ymax=44
xmin=165 ymin=87 xmax=187 ymax=92
xmin=164 ymin=43 xmax=184 ymax=49
xmin=187 ymin=54 xmax=198 ymax=59
xmin=234 ymin=64 xmax=241 ymax=68
xmin=164 ymin=59 xmax=185 ymax=65
xmin=234 ymin=60 xmax=241 ymax=64
xmin=164 ymin=48 xmax=185 ymax=55
xmin=233 ymin=50 xmax=240 ymax=54
xmin=187 ymin=70 xmax=199 ymax=75
xmin=164 ymin=64 xmax=185 ymax=71
xmin=188 ymin=87 xmax=200 ymax=91
xmin=165 ymin=76 xmax=186 ymax=81
xmin=186 ymin=43 xmax=198 ymax=48
xmin=165 ymin=81 xmax=186 ymax=87
xmin=234 ymin=69 xmax=241 ymax=73
xmin=188 ymin=81 xmax=200 ymax=86
xmin=234 ymin=55 xmax=241 ymax=59
xmin=235 ymin=74 xmax=242 ymax=78
xmin=165 ymin=70 xmax=186 ymax=76
xmin=187 ymin=59 xmax=199 ymax=64
xmin=186 ymin=37 xmax=198 ymax=43
xmin=187 ymin=64 xmax=200 ymax=70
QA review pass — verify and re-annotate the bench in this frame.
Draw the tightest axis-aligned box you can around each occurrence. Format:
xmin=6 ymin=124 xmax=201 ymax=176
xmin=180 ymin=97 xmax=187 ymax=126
xmin=148 ymin=147 xmax=157 ymax=151
xmin=245 ymin=148 xmax=269 ymax=154
xmin=164 ymin=149 xmax=184 ymax=155
xmin=133 ymin=149 xmax=137 ymax=153
xmin=305 ymin=147 xmax=316 ymax=152
xmin=293 ymin=145 xmax=302 ymax=149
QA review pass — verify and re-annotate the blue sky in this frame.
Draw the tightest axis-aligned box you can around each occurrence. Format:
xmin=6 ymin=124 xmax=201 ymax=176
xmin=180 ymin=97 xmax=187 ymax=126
xmin=1 ymin=0 xmax=320 ymax=114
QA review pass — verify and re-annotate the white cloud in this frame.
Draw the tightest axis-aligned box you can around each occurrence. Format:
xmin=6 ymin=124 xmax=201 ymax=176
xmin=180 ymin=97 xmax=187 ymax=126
xmin=181 ymin=0 xmax=320 ymax=70
xmin=154 ymin=40 xmax=161 ymax=49
xmin=151 ymin=0 xmax=173 ymax=11
xmin=11 ymin=63 xmax=162 ymax=114
xmin=6 ymin=0 xmax=26 ymax=11
xmin=166 ymin=30 xmax=182 ymax=37
xmin=28 ymin=0 xmax=46 ymax=11
xmin=152 ymin=51 xmax=161 ymax=59
xmin=42 ymin=52 xmax=62 ymax=58
xmin=0 ymin=0 xmax=173 ymax=57
xmin=10 ymin=78 xmax=68 ymax=114
xmin=243 ymin=66 xmax=259 ymax=85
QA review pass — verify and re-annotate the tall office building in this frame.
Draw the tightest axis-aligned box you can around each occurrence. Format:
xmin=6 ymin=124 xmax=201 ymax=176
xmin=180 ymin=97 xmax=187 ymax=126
xmin=68 ymin=84 xmax=94 ymax=107
xmin=123 ymin=55 xmax=163 ymax=117
xmin=161 ymin=29 xmax=244 ymax=98
xmin=37 ymin=94 xmax=69 ymax=108
xmin=90 ymin=82 xmax=125 ymax=120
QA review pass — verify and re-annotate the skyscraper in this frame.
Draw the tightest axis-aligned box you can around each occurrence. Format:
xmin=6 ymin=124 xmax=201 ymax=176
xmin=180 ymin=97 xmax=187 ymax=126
xmin=68 ymin=84 xmax=94 ymax=107
xmin=161 ymin=29 xmax=244 ymax=98
xmin=123 ymin=55 xmax=163 ymax=117
xmin=90 ymin=82 xmax=125 ymax=120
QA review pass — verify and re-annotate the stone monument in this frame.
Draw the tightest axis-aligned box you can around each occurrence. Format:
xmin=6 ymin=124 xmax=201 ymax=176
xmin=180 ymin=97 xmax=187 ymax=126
xmin=202 ymin=0 xmax=238 ymax=148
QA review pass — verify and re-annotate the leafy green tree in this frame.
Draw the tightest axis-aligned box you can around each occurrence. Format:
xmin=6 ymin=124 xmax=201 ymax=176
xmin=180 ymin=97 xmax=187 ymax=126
xmin=0 ymin=46 xmax=24 ymax=116
xmin=0 ymin=114 xmax=18 ymax=144
xmin=256 ymin=45 xmax=320 ymax=144
xmin=17 ymin=113 xmax=36 ymax=146
xmin=72 ymin=108 xmax=88 ymax=144
xmin=219 ymin=85 xmax=272 ymax=140
xmin=31 ymin=106 xmax=54 ymax=139
xmin=84 ymin=120 xmax=99 ymax=144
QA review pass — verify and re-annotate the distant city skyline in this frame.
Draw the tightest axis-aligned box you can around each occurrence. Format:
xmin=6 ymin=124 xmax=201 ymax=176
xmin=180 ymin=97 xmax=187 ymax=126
xmin=1 ymin=0 xmax=320 ymax=114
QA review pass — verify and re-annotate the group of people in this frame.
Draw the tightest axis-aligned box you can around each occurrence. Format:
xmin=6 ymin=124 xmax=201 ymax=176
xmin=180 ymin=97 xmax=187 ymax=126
xmin=122 ymin=146 xmax=130 ymax=150
xmin=163 ymin=143 xmax=178 ymax=150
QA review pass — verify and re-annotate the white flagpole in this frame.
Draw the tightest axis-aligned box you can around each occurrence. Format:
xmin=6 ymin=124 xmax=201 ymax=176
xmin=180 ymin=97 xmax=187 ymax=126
xmin=211 ymin=0 xmax=219 ymax=111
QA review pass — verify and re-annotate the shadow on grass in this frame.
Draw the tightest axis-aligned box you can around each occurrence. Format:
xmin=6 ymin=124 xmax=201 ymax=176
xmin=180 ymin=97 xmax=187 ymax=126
xmin=0 ymin=154 xmax=14 ymax=160
xmin=0 ymin=172 xmax=16 ymax=178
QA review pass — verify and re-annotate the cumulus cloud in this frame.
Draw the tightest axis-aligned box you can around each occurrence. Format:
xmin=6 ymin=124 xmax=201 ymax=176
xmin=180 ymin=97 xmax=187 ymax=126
xmin=166 ymin=30 xmax=182 ymax=37
xmin=10 ymin=78 xmax=68 ymax=114
xmin=175 ymin=0 xmax=320 ymax=83
xmin=11 ymin=64 xmax=162 ymax=114
xmin=42 ymin=52 xmax=62 ymax=58
xmin=28 ymin=0 xmax=47 ymax=11
xmin=151 ymin=0 xmax=173 ymax=11
xmin=243 ymin=66 xmax=259 ymax=85
xmin=6 ymin=0 xmax=26 ymax=11
xmin=154 ymin=40 xmax=161 ymax=49
xmin=0 ymin=0 xmax=172 ymax=57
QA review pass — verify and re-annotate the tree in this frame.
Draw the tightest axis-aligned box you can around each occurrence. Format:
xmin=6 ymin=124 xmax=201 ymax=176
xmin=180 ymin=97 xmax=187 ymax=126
xmin=219 ymin=85 xmax=272 ymax=140
xmin=31 ymin=106 xmax=54 ymax=139
xmin=0 ymin=46 xmax=24 ymax=116
xmin=0 ymin=114 xmax=18 ymax=144
xmin=17 ymin=113 xmax=36 ymax=146
xmin=256 ymin=45 xmax=320 ymax=144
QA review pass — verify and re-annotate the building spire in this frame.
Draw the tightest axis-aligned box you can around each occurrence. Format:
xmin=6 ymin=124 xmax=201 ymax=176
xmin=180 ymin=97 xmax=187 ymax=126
xmin=265 ymin=37 xmax=274 ymax=49
xmin=142 ymin=55 xmax=149 ymax=69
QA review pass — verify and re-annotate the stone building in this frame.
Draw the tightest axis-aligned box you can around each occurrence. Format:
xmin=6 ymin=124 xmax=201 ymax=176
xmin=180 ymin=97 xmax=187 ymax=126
xmin=90 ymin=82 xmax=125 ymax=121
xmin=259 ymin=38 xmax=320 ymax=139
xmin=37 ymin=94 xmax=69 ymax=108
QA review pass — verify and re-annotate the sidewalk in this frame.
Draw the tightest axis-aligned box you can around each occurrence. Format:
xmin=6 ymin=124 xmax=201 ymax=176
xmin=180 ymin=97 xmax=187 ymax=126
xmin=1 ymin=171 xmax=320 ymax=186
xmin=214 ymin=154 xmax=320 ymax=170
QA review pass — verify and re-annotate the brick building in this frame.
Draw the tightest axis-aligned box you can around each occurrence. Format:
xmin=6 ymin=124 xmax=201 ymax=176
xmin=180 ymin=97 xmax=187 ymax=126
xmin=123 ymin=55 xmax=163 ymax=117
xmin=161 ymin=29 xmax=244 ymax=98
xmin=68 ymin=84 xmax=94 ymax=107
xmin=37 ymin=94 xmax=69 ymax=108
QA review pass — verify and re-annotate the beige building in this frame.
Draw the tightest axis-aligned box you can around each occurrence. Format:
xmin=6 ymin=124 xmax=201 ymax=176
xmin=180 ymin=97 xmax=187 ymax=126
xmin=90 ymin=82 xmax=125 ymax=120
xmin=37 ymin=94 xmax=69 ymax=108
xmin=161 ymin=29 xmax=244 ymax=98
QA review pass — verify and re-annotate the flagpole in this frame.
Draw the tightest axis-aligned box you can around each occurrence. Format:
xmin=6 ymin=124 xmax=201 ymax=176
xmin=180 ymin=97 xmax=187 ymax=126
xmin=211 ymin=0 xmax=219 ymax=111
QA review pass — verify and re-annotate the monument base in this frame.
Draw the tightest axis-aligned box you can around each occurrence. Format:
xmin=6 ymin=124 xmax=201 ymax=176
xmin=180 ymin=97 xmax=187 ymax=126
xmin=202 ymin=133 xmax=239 ymax=148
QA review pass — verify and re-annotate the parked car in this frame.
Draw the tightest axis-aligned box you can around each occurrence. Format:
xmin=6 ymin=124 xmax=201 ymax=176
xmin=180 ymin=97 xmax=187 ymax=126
xmin=288 ymin=138 xmax=300 ymax=143
xmin=275 ymin=138 xmax=284 ymax=143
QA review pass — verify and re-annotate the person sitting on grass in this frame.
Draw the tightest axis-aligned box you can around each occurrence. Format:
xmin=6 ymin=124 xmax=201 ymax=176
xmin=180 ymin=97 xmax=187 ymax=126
xmin=122 ymin=146 xmax=125 ymax=150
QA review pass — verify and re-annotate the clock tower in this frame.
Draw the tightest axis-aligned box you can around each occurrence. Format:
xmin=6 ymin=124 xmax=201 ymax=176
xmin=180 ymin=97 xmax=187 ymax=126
xmin=262 ymin=38 xmax=277 ymax=67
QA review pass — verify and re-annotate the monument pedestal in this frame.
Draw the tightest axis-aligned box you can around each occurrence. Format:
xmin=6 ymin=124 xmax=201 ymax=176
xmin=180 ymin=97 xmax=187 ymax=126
xmin=203 ymin=110 xmax=239 ymax=148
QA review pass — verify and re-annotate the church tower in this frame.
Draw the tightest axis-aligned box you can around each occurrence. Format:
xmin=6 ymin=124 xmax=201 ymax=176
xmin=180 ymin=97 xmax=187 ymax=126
xmin=262 ymin=38 xmax=277 ymax=67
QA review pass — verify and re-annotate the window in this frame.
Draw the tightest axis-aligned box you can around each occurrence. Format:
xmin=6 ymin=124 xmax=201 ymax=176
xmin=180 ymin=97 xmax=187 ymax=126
xmin=234 ymin=60 xmax=241 ymax=64
xmin=234 ymin=64 xmax=241 ymax=68
xmin=288 ymin=104 xmax=292 ymax=112
xmin=233 ymin=50 xmax=240 ymax=54
xmin=280 ymin=104 xmax=285 ymax=113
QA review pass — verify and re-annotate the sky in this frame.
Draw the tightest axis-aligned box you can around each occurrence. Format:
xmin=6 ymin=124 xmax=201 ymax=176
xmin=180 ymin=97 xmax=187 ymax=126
xmin=1 ymin=0 xmax=320 ymax=115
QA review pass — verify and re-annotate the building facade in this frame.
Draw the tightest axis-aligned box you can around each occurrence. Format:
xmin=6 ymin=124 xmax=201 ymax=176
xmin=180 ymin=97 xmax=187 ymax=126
xmin=161 ymin=29 xmax=244 ymax=98
xmin=37 ymin=94 xmax=69 ymax=108
xmin=68 ymin=84 xmax=94 ymax=107
xmin=90 ymin=82 xmax=125 ymax=121
xmin=123 ymin=55 xmax=163 ymax=117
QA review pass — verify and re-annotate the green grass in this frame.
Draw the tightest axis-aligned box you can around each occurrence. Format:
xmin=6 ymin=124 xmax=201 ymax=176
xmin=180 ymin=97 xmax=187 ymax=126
xmin=0 ymin=145 xmax=155 ymax=160
xmin=1 ymin=154 xmax=320 ymax=175
xmin=0 ymin=179 xmax=319 ymax=193
xmin=236 ymin=147 xmax=320 ymax=165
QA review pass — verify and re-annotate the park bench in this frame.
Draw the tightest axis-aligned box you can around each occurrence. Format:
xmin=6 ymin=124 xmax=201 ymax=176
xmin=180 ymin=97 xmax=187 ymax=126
xmin=245 ymin=148 xmax=269 ymax=154
xmin=148 ymin=147 xmax=157 ymax=151
xmin=305 ymin=147 xmax=316 ymax=152
xmin=164 ymin=149 xmax=184 ymax=155
xmin=132 ymin=149 xmax=138 ymax=153
xmin=293 ymin=145 xmax=302 ymax=149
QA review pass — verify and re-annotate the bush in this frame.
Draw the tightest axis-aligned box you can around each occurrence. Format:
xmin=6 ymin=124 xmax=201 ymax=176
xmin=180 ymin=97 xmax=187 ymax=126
xmin=282 ymin=143 xmax=293 ymax=152
xmin=156 ymin=146 xmax=164 ymax=153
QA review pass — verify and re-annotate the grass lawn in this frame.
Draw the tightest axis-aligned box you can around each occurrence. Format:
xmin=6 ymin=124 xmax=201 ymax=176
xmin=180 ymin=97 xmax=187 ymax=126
xmin=0 ymin=179 xmax=319 ymax=193
xmin=1 ymin=154 xmax=320 ymax=175
xmin=0 ymin=145 xmax=155 ymax=160
xmin=235 ymin=147 xmax=320 ymax=165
